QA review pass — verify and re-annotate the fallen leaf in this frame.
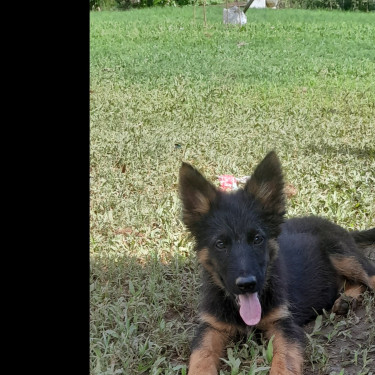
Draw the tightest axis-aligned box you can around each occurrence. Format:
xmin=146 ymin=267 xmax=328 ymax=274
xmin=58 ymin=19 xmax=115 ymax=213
xmin=284 ymin=183 xmax=298 ymax=198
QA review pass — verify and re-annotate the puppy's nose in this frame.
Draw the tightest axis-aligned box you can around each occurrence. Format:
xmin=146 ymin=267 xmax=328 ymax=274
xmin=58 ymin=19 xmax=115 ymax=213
xmin=236 ymin=276 xmax=257 ymax=293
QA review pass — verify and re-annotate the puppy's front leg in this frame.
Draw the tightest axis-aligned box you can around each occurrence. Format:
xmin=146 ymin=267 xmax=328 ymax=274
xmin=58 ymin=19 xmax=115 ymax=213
xmin=266 ymin=319 xmax=305 ymax=375
xmin=188 ymin=316 xmax=236 ymax=375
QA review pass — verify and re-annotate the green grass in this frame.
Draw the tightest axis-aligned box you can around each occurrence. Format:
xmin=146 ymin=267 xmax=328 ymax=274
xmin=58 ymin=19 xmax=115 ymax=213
xmin=90 ymin=6 xmax=375 ymax=375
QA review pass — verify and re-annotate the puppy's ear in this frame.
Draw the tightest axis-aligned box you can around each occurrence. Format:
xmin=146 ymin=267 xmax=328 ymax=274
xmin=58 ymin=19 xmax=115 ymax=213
xmin=179 ymin=163 xmax=217 ymax=231
xmin=244 ymin=151 xmax=285 ymax=217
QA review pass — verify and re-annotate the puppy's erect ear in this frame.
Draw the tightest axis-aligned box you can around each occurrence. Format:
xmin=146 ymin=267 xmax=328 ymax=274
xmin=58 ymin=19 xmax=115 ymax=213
xmin=244 ymin=151 xmax=285 ymax=216
xmin=179 ymin=162 xmax=217 ymax=230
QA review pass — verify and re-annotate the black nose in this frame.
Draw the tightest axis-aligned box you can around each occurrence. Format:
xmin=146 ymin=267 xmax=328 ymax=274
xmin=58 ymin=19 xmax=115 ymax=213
xmin=236 ymin=276 xmax=257 ymax=293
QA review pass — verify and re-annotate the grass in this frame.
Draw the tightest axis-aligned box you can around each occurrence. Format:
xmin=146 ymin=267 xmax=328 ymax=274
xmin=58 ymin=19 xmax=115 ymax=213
xmin=90 ymin=6 xmax=375 ymax=375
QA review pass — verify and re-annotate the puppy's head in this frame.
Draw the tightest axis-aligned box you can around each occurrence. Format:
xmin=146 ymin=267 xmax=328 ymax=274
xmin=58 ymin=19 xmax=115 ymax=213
xmin=179 ymin=151 xmax=285 ymax=326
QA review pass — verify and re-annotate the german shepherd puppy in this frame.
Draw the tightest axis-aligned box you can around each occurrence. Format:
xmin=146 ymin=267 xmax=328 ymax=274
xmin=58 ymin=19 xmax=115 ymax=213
xmin=179 ymin=151 xmax=375 ymax=375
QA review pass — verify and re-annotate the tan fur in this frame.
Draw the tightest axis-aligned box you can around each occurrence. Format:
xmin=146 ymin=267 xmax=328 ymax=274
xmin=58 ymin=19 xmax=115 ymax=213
xmin=182 ymin=191 xmax=212 ymax=226
xmin=266 ymin=328 xmax=303 ymax=375
xmin=330 ymin=255 xmax=373 ymax=288
xmin=332 ymin=281 xmax=366 ymax=314
xmin=256 ymin=306 xmax=303 ymax=374
xmin=188 ymin=328 xmax=227 ymax=375
xmin=248 ymin=181 xmax=271 ymax=204
xmin=200 ymin=313 xmax=239 ymax=336
xmin=248 ymin=180 xmax=284 ymax=214
xmin=369 ymin=275 xmax=375 ymax=290
xmin=342 ymin=282 xmax=366 ymax=298
xmin=268 ymin=238 xmax=280 ymax=260
xmin=198 ymin=248 xmax=225 ymax=289
xmin=193 ymin=191 xmax=211 ymax=214
xmin=257 ymin=182 xmax=274 ymax=204
xmin=257 ymin=305 xmax=290 ymax=331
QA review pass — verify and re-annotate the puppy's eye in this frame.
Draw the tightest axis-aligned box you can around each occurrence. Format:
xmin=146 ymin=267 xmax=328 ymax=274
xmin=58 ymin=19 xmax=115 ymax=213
xmin=253 ymin=235 xmax=264 ymax=245
xmin=215 ymin=240 xmax=225 ymax=249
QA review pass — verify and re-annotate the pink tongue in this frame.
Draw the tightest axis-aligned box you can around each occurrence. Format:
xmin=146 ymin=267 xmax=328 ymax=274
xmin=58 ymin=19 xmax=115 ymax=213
xmin=239 ymin=293 xmax=262 ymax=326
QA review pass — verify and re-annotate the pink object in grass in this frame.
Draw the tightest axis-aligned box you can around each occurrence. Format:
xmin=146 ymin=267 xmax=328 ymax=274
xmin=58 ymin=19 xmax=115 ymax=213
xmin=218 ymin=175 xmax=238 ymax=191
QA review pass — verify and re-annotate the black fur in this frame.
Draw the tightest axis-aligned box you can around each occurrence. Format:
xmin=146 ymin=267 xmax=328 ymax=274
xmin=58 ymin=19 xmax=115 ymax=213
xmin=179 ymin=151 xmax=375 ymax=374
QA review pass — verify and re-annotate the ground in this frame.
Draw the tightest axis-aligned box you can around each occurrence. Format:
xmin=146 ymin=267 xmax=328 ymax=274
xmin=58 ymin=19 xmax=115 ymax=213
xmin=302 ymin=247 xmax=374 ymax=375
xmin=303 ymin=291 xmax=374 ymax=375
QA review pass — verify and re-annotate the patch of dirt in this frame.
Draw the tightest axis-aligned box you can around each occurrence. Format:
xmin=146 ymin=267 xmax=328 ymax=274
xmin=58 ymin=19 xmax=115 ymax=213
xmin=303 ymin=291 xmax=375 ymax=375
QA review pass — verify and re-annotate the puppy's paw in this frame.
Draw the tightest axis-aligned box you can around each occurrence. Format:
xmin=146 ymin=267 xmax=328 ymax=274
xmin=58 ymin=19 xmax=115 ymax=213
xmin=332 ymin=294 xmax=361 ymax=315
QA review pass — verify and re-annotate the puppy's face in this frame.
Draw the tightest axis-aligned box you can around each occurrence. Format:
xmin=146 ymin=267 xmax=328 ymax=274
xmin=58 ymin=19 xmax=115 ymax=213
xmin=179 ymin=152 xmax=285 ymax=325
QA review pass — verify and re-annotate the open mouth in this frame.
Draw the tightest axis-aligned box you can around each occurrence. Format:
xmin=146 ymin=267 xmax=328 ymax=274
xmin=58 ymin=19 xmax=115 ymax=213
xmin=237 ymin=292 xmax=262 ymax=326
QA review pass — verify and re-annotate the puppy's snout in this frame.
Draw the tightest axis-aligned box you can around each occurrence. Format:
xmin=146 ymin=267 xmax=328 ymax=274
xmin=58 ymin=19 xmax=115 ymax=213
xmin=236 ymin=276 xmax=257 ymax=293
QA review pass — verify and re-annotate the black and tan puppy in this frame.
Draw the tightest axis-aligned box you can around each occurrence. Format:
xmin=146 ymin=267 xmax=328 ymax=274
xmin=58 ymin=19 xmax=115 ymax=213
xmin=179 ymin=151 xmax=375 ymax=375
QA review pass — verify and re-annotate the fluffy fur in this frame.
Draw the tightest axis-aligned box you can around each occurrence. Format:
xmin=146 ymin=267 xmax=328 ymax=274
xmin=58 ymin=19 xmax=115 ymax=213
xmin=179 ymin=151 xmax=375 ymax=375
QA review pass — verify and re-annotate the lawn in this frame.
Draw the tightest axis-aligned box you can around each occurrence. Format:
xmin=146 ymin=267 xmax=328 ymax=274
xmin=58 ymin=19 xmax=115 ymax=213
xmin=90 ymin=5 xmax=375 ymax=375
